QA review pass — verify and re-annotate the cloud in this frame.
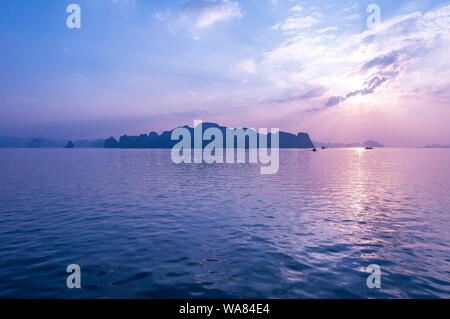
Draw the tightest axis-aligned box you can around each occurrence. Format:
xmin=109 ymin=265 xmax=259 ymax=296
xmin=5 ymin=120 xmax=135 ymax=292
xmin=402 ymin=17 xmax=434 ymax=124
xmin=272 ymin=87 xmax=327 ymax=104
xmin=326 ymin=74 xmax=393 ymax=107
xmin=290 ymin=5 xmax=303 ymax=13
xmin=316 ymin=27 xmax=338 ymax=34
xmin=345 ymin=14 xmax=359 ymax=20
xmin=271 ymin=5 xmax=321 ymax=32
xmin=360 ymin=51 xmax=400 ymax=72
xmin=272 ymin=15 xmax=318 ymax=31
xmin=262 ymin=4 xmax=450 ymax=109
xmin=324 ymin=50 xmax=406 ymax=107
xmin=343 ymin=3 xmax=357 ymax=12
xmin=182 ymin=0 xmax=243 ymax=29
xmin=322 ymin=5 xmax=450 ymax=107
xmin=325 ymin=96 xmax=343 ymax=107
xmin=152 ymin=13 xmax=164 ymax=22
xmin=237 ymin=59 xmax=257 ymax=74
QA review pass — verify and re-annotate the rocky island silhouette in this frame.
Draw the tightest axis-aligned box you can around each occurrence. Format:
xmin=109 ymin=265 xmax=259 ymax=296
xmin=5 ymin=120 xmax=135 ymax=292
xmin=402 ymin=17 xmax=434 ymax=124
xmin=103 ymin=122 xmax=315 ymax=149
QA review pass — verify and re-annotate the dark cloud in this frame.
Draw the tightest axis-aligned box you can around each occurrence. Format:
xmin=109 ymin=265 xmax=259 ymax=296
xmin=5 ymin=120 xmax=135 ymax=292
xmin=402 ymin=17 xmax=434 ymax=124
xmin=325 ymin=50 xmax=406 ymax=107
xmin=325 ymin=96 xmax=344 ymax=107
xmin=361 ymin=52 xmax=400 ymax=72
xmin=301 ymin=87 xmax=328 ymax=99
xmin=355 ymin=75 xmax=389 ymax=95
xmin=325 ymin=74 xmax=394 ymax=107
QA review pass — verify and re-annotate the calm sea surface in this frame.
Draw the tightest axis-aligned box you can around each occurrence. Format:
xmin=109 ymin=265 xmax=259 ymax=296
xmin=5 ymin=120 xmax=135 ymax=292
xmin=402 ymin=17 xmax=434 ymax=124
xmin=0 ymin=148 xmax=449 ymax=298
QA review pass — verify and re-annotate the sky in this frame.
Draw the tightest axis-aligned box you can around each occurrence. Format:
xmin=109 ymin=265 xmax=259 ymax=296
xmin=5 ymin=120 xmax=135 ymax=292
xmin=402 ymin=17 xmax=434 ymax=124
xmin=0 ymin=0 xmax=449 ymax=146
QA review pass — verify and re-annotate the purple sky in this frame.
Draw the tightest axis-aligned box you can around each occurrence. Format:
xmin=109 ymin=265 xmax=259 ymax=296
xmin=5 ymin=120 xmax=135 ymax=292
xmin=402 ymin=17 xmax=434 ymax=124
xmin=0 ymin=0 xmax=449 ymax=146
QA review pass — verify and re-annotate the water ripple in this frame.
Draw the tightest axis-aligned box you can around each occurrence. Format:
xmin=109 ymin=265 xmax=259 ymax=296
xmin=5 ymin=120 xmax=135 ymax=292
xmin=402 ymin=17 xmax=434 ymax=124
xmin=0 ymin=148 xmax=449 ymax=298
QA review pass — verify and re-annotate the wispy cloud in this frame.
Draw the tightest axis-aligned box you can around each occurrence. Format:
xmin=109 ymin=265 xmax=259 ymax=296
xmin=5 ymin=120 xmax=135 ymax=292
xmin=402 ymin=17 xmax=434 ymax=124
xmin=272 ymin=15 xmax=318 ymax=31
xmin=262 ymin=4 xmax=450 ymax=109
xmin=182 ymin=0 xmax=243 ymax=30
xmin=290 ymin=5 xmax=303 ymax=13
xmin=316 ymin=26 xmax=339 ymax=34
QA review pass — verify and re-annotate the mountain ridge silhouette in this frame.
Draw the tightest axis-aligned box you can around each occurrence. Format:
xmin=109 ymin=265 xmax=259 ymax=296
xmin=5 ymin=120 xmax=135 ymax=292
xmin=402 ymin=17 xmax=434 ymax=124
xmin=104 ymin=122 xmax=315 ymax=149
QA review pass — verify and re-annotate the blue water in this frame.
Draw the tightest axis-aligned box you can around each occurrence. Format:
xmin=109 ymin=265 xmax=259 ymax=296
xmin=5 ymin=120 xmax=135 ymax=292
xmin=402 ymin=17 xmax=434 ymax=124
xmin=0 ymin=148 xmax=449 ymax=298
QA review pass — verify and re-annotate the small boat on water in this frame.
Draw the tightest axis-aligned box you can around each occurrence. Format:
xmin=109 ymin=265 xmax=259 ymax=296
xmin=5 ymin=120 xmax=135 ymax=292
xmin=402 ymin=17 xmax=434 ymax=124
xmin=321 ymin=147 xmax=327 ymax=150
xmin=312 ymin=148 xmax=317 ymax=152
xmin=365 ymin=147 xmax=374 ymax=150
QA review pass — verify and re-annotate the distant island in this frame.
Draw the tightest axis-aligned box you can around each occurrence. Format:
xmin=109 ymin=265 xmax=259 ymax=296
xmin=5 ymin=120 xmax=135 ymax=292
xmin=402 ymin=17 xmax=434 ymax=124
xmin=0 ymin=137 xmax=104 ymax=148
xmin=424 ymin=144 xmax=450 ymax=148
xmin=104 ymin=122 xmax=315 ymax=149
xmin=313 ymin=140 xmax=385 ymax=148
xmin=64 ymin=141 xmax=75 ymax=149
xmin=0 ymin=124 xmax=390 ymax=149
